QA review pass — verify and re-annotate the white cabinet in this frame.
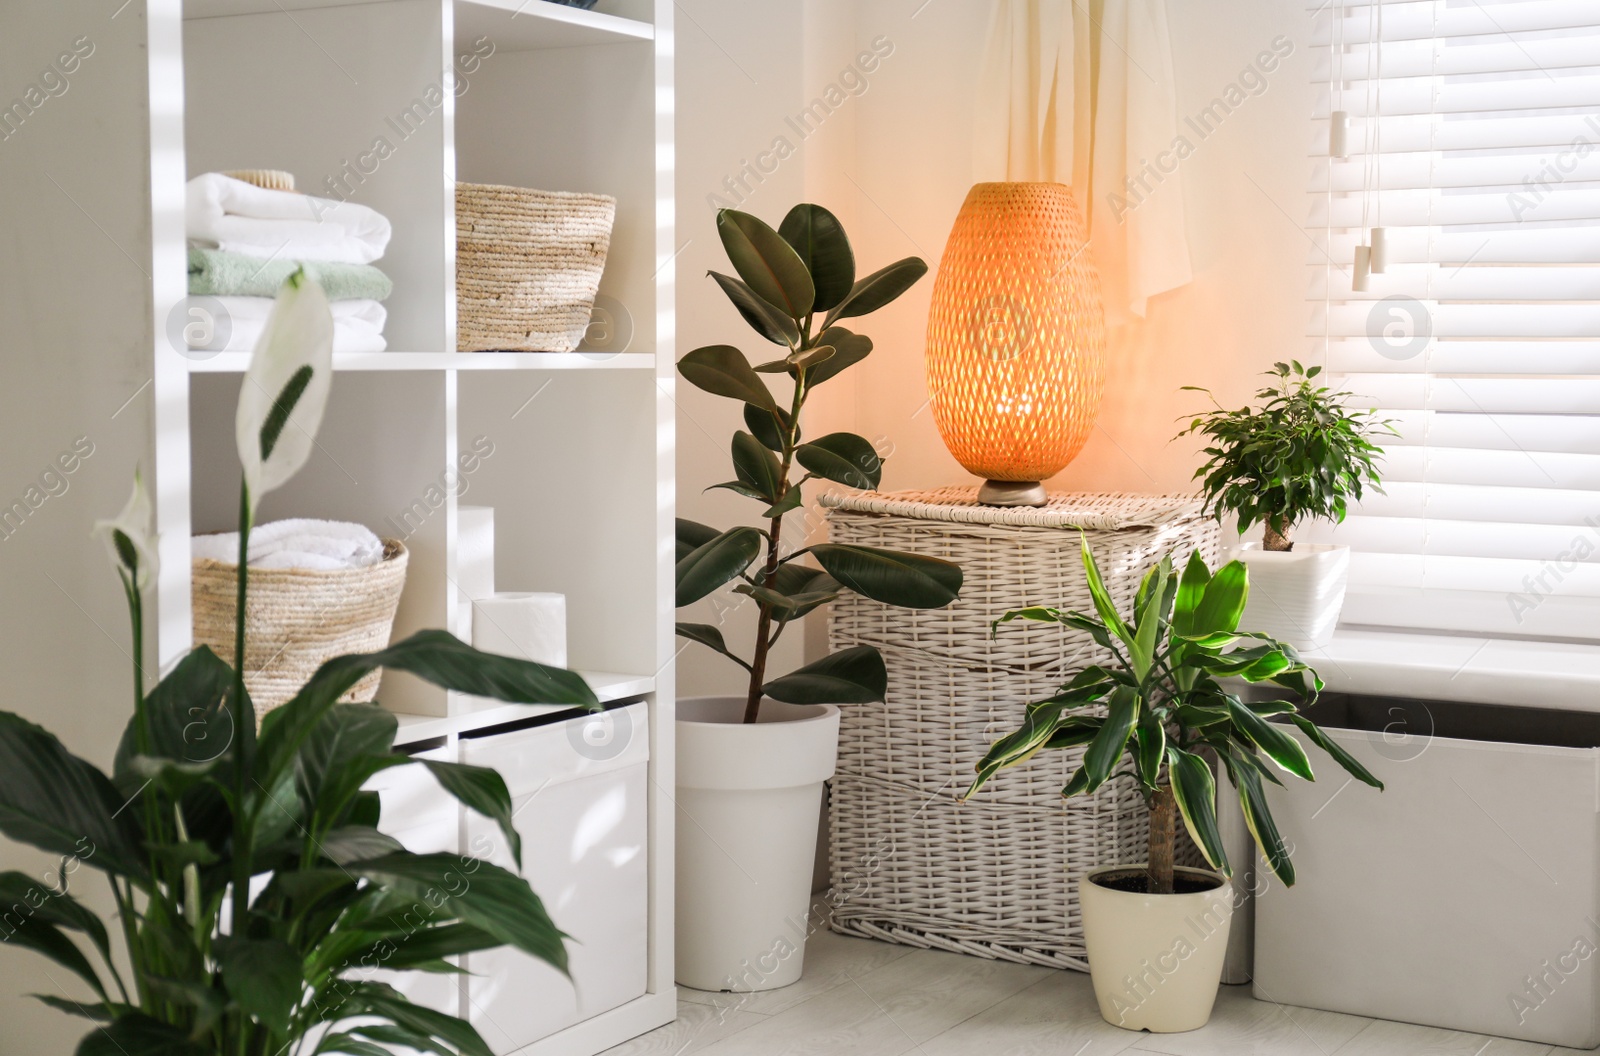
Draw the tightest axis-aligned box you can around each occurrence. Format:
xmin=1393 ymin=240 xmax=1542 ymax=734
xmin=461 ymin=704 xmax=651 ymax=1053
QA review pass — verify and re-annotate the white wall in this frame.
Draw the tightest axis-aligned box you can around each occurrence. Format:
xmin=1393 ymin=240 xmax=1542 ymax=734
xmin=677 ymin=0 xmax=1314 ymax=689
xmin=0 ymin=6 xmax=160 ymax=1053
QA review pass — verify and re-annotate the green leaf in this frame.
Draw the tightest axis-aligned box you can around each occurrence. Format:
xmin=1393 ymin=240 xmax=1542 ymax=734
xmin=1172 ymin=550 xmax=1212 ymax=638
xmin=1077 ymin=539 xmax=1133 ymax=648
xmin=806 ymin=543 xmax=962 ymax=609
xmin=676 ymin=518 xmax=721 ymax=563
xmin=1133 ymin=717 xmax=1165 ymax=792
xmin=0 ymin=713 xmax=146 ymax=880
xmin=76 ymin=1014 xmax=208 ymax=1056
xmin=744 ymin=403 xmax=793 ymax=452
xmin=795 ymin=433 xmax=882 ymax=490
xmin=709 ymin=270 xmax=800 ymax=345
xmin=805 ymin=327 xmax=872 ymax=386
xmin=1076 ymin=687 xmax=1138 ymax=795
xmin=297 ymin=703 xmax=397 ymax=819
xmin=1194 ymin=560 xmax=1249 ymax=635
xmin=825 ymin=256 xmax=928 ymax=323
xmin=1168 ymin=747 xmax=1230 ymax=875
xmin=352 ymin=854 xmax=569 ymax=975
xmin=316 ymin=1034 xmax=395 ymax=1056
xmin=421 ymin=760 xmax=522 ymax=868
xmin=30 ymin=994 xmax=118 ymax=1021
xmin=0 ymin=905 xmax=106 ymax=999
xmin=675 ymin=622 xmax=753 ymax=671
xmin=1227 ymin=700 xmax=1314 ymax=781
xmin=317 ymin=825 xmax=405 ymax=865
xmin=0 ymin=871 xmax=111 ymax=961
xmin=762 ymin=645 xmax=887 ymax=704
xmin=1290 ymin=715 xmax=1384 ymax=790
xmin=717 ymin=209 xmax=814 ymax=319
xmin=1233 ymin=761 xmax=1296 ymax=886
xmin=219 ymin=937 xmax=301 ymax=1035
xmin=731 ymin=431 xmax=784 ymax=503
xmin=257 ymin=632 xmax=599 ymax=790
xmin=339 ymin=922 xmax=501 ymax=973
xmin=677 ymin=345 xmax=780 ymax=413
xmin=675 ymin=526 xmax=763 ymax=607
xmin=779 ymin=203 xmax=855 ymax=311
xmin=762 ymin=487 xmax=805 ymax=519
xmin=325 ymin=982 xmax=494 ymax=1056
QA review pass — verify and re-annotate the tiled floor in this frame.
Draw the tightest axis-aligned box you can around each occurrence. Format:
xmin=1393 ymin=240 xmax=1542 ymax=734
xmin=602 ymin=926 xmax=1584 ymax=1056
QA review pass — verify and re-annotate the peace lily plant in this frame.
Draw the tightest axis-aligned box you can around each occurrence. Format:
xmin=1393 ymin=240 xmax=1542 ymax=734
xmin=0 ymin=271 xmax=597 ymax=1056
xmin=963 ymin=542 xmax=1383 ymax=1031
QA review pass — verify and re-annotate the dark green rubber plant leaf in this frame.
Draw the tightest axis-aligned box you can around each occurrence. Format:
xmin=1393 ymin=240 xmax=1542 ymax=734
xmin=709 ymin=270 xmax=800 ymax=346
xmin=806 ymin=543 xmax=962 ymax=609
xmin=762 ymin=645 xmax=887 ymax=704
xmin=675 ymin=526 xmax=764 ymax=607
xmin=796 ymin=432 xmax=882 ymax=490
xmin=716 ymin=208 xmax=815 ymax=320
xmin=779 ymin=203 xmax=855 ymax=311
xmin=824 ymin=256 xmax=928 ymax=323
xmin=677 ymin=345 xmax=780 ymax=413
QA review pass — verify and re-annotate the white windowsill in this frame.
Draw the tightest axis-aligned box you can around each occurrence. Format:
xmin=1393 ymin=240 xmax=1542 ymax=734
xmin=1300 ymin=628 xmax=1600 ymax=712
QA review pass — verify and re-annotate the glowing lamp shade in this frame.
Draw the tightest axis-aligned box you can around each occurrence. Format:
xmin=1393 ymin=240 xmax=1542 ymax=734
xmin=925 ymin=182 xmax=1106 ymax=507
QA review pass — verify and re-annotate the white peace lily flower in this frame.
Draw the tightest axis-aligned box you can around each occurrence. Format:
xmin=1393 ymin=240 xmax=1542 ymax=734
xmin=94 ymin=468 xmax=158 ymax=591
xmin=235 ymin=270 xmax=334 ymax=517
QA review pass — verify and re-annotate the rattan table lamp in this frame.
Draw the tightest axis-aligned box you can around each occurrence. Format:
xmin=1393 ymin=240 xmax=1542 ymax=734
xmin=925 ymin=182 xmax=1106 ymax=507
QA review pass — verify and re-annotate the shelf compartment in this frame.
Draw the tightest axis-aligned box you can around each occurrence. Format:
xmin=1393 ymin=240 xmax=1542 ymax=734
xmin=184 ymin=351 xmax=656 ymax=372
xmin=456 ymin=0 xmax=654 ymax=52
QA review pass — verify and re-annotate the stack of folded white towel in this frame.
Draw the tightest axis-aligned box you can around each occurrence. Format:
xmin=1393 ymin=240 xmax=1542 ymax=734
xmin=186 ymin=173 xmax=393 ymax=353
xmin=192 ymin=518 xmax=385 ymax=571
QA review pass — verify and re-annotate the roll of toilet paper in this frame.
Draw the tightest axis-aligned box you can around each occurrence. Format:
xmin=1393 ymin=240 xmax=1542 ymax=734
xmin=472 ymin=592 xmax=567 ymax=668
xmin=458 ymin=505 xmax=495 ymax=601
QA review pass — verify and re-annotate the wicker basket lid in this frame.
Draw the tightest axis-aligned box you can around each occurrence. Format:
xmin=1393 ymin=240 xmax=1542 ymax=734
xmin=818 ymin=487 xmax=1207 ymax=530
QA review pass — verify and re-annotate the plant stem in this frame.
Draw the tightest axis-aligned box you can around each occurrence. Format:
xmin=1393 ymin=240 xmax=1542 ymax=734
xmin=1263 ymin=518 xmax=1293 ymax=552
xmin=742 ymin=340 xmax=812 ymax=724
xmin=1148 ymin=784 xmax=1176 ymax=895
xmin=230 ymin=483 xmax=252 ymax=934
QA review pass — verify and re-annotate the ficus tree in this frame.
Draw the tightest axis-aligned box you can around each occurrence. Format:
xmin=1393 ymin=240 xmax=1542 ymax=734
xmin=1179 ymin=361 xmax=1395 ymax=551
xmin=0 ymin=272 xmax=600 ymax=1056
xmin=963 ymin=541 xmax=1383 ymax=893
xmin=675 ymin=205 xmax=964 ymax=723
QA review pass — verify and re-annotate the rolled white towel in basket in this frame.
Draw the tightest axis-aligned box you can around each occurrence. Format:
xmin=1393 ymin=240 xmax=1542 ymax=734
xmin=187 ymin=173 xmax=392 ymax=265
xmin=193 ymin=518 xmax=385 ymax=571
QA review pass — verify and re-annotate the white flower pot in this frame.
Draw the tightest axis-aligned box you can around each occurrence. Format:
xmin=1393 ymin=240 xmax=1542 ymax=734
xmin=1232 ymin=542 xmax=1350 ymax=649
xmin=1080 ymin=865 xmax=1235 ymax=1032
xmin=675 ymin=695 xmax=840 ymax=992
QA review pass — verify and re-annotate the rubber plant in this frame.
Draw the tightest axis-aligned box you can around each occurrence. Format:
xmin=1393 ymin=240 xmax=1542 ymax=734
xmin=1179 ymin=361 xmax=1394 ymax=551
xmin=962 ymin=540 xmax=1383 ymax=892
xmin=0 ymin=271 xmax=599 ymax=1056
xmin=675 ymin=204 xmax=963 ymax=722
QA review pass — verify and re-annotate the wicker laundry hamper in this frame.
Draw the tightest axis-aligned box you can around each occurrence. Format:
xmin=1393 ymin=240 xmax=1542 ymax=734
xmin=192 ymin=539 xmax=409 ymax=723
xmin=821 ymin=488 xmax=1219 ymax=971
xmin=455 ymin=182 xmax=615 ymax=352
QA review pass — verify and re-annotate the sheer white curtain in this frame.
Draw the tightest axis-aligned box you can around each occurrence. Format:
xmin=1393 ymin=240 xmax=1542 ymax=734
xmin=974 ymin=0 xmax=1193 ymax=322
xmin=1303 ymin=0 xmax=1600 ymax=642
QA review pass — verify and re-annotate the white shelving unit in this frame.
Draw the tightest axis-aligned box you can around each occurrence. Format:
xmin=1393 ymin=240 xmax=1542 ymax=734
xmin=144 ymin=0 xmax=677 ymax=1052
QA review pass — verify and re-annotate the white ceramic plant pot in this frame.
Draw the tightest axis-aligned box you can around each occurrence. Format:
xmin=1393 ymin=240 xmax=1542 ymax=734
xmin=1080 ymin=865 xmax=1235 ymax=1033
xmin=675 ymin=695 xmax=840 ymax=992
xmin=1232 ymin=542 xmax=1350 ymax=649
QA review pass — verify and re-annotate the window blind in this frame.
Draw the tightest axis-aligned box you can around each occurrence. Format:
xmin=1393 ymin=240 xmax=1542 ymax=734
xmin=1302 ymin=0 xmax=1600 ymax=642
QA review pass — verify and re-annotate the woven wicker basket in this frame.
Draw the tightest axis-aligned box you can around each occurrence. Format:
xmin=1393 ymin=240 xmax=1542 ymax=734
xmin=821 ymin=488 xmax=1219 ymax=971
xmin=455 ymin=182 xmax=615 ymax=353
xmin=191 ymin=539 xmax=409 ymax=723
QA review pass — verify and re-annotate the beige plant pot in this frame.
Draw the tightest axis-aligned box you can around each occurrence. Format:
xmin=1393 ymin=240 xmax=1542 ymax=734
xmin=1080 ymin=865 xmax=1235 ymax=1032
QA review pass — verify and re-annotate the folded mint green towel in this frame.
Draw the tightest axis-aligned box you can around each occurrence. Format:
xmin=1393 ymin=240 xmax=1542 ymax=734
xmin=187 ymin=247 xmax=392 ymax=301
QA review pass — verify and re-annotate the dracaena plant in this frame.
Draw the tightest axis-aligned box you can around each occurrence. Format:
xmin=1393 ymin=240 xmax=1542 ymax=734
xmin=675 ymin=205 xmax=963 ymax=723
xmin=1179 ymin=361 xmax=1395 ymax=551
xmin=0 ymin=271 xmax=598 ymax=1056
xmin=963 ymin=541 xmax=1382 ymax=893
